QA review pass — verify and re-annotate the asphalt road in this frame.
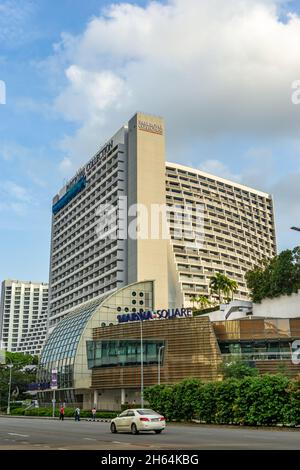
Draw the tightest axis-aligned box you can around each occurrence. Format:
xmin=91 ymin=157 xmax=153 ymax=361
xmin=0 ymin=417 xmax=299 ymax=450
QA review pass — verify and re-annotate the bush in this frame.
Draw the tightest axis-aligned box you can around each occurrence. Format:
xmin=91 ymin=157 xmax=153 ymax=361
xmin=234 ymin=374 xmax=290 ymax=425
xmin=9 ymin=407 xmax=118 ymax=419
xmin=145 ymin=374 xmax=300 ymax=426
xmin=219 ymin=359 xmax=258 ymax=379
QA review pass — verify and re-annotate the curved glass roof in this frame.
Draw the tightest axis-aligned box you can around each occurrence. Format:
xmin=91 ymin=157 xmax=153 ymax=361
xmin=40 ymin=296 xmax=106 ymax=364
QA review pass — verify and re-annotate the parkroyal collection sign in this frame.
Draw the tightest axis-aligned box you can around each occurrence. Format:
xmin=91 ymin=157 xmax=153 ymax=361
xmin=53 ymin=139 xmax=114 ymax=214
xmin=138 ymin=120 xmax=163 ymax=135
xmin=66 ymin=139 xmax=114 ymax=191
xmin=117 ymin=308 xmax=193 ymax=324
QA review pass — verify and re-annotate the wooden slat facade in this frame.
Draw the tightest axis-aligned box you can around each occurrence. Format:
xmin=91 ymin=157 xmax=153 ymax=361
xmin=91 ymin=316 xmax=223 ymax=389
xmin=255 ymin=360 xmax=300 ymax=377
xmin=213 ymin=318 xmax=300 ymax=341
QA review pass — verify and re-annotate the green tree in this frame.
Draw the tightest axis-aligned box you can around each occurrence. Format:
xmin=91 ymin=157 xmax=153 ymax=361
xmin=246 ymin=247 xmax=300 ymax=303
xmin=190 ymin=294 xmax=198 ymax=310
xmin=0 ymin=352 xmax=38 ymax=410
xmin=196 ymin=295 xmax=211 ymax=310
xmin=227 ymin=278 xmax=238 ymax=300
xmin=218 ymin=359 xmax=258 ymax=379
xmin=209 ymin=273 xmax=238 ymax=303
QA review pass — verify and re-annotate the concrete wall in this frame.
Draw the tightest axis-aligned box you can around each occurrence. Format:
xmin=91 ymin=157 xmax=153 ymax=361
xmin=253 ymin=291 xmax=300 ymax=318
xmin=95 ymin=389 xmax=141 ymax=411
xmin=127 ymin=112 xmax=169 ymax=309
xmin=207 ymin=292 xmax=300 ymax=322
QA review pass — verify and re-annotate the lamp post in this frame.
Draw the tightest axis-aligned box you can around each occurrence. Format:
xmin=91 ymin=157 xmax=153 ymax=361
xmin=7 ymin=363 xmax=13 ymax=415
xmin=291 ymin=227 xmax=300 ymax=232
xmin=139 ymin=313 xmax=144 ymax=409
xmin=158 ymin=346 xmax=165 ymax=385
xmin=102 ymin=304 xmax=145 ymax=408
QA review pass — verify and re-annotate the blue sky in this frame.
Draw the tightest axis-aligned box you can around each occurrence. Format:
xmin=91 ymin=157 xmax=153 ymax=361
xmin=1 ymin=0 xmax=300 ymax=283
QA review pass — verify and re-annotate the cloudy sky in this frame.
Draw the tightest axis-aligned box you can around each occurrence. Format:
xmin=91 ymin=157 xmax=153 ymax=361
xmin=1 ymin=0 xmax=300 ymax=282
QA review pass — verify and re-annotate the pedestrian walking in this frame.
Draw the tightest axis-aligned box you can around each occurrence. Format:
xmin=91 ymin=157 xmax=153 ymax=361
xmin=91 ymin=407 xmax=96 ymax=422
xmin=59 ymin=405 xmax=65 ymax=421
xmin=75 ymin=407 xmax=81 ymax=421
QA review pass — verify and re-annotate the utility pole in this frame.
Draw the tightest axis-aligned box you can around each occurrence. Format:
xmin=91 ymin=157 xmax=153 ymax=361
xmin=158 ymin=346 xmax=165 ymax=385
xmin=7 ymin=363 xmax=13 ymax=415
xmin=140 ymin=315 xmax=144 ymax=408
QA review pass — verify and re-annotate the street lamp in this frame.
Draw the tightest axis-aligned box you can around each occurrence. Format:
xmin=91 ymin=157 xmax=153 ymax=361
xmin=139 ymin=313 xmax=144 ymax=409
xmin=7 ymin=363 xmax=13 ymax=415
xmin=158 ymin=345 xmax=165 ymax=385
xmin=102 ymin=304 xmax=145 ymax=408
xmin=291 ymin=227 xmax=300 ymax=232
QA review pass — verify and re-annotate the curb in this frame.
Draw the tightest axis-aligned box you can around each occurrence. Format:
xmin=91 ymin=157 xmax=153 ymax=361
xmin=0 ymin=415 xmax=112 ymax=422
xmin=85 ymin=419 xmax=111 ymax=423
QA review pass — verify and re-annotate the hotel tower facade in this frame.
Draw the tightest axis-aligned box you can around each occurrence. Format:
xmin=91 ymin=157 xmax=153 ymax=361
xmin=48 ymin=112 xmax=276 ymax=329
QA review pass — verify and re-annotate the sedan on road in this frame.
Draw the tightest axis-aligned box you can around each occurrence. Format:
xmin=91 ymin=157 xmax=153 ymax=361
xmin=110 ymin=408 xmax=166 ymax=434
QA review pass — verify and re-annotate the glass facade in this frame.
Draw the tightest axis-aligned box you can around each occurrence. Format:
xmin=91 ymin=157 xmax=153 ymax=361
xmin=37 ymin=281 xmax=154 ymax=398
xmin=86 ymin=339 xmax=165 ymax=368
xmin=219 ymin=340 xmax=292 ymax=360
xmin=39 ymin=297 xmax=104 ymax=389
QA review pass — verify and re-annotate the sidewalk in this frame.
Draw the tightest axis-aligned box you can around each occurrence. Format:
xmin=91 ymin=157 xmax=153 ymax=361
xmin=0 ymin=414 xmax=111 ymax=422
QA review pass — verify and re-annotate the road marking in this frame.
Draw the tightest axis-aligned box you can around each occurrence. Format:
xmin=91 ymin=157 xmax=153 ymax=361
xmin=8 ymin=433 xmax=29 ymax=438
xmin=83 ymin=438 xmax=97 ymax=441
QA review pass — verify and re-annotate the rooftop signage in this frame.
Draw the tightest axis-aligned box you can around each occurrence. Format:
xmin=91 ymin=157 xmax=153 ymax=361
xmin=66 ymin=168 xmax=86 ymax=192
xmin=117 ymin=307 xmax=192 ymax=323
xmin=138 ymin=120 xmax=163 ymax=135
xmin=85 ymin=139 xmax=114 ymax=173
xmin=52 ymin=139 xmax=114 ymax=214
xmin=52 ymin=175 xmax=86 ymax=214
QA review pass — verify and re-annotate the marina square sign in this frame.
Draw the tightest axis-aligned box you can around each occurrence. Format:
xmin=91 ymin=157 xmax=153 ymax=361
xmin=117 ymin=308 xmax=193 ymax=324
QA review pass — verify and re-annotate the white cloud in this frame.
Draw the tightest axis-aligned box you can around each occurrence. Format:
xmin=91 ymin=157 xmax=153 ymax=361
xmin=2 ymin=181 xmax=31 ymax=203
xmin=0 ymin=181 xmax=32 ymax=216
xmin=0 ymin=0 xmax=37 ymax=46
xmin=199 ymin=160 xmax=242 ymax=183
xmin=58 ymin=156 xmax=73 ymax=174
xmin=43 ymin=0 xmax=300 ymax=250
xmin=46 ymin=0 xmax=300 ymax=170
xmin=55 ymin=66 xmax=127 ymax=122
xmin=0 ymin=142 xmax=30 ymax=161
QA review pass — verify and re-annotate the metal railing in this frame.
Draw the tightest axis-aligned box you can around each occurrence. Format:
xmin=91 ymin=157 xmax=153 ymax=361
xmin=222 ymin=352 xmax=294 ymax=361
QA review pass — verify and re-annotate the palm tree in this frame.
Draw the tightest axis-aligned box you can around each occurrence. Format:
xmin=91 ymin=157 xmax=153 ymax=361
xmin=227 ymin=279 xmax=238 ymax=300
xmin=190 ymin=294 xmax=198 ymax=310
xmin=209 ymin=273 xmax=228 ymax=303
xmin=196 ymin=295 xmax=211 ymax=310
xmin=210 ymin=273 xmax=238 ymax=304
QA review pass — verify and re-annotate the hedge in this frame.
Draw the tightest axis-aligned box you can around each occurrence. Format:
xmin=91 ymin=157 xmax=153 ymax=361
xmin=144 ymin=375 xmax=300 ymax=426
xmin=9 ymin=407 xmax=118 ymax=419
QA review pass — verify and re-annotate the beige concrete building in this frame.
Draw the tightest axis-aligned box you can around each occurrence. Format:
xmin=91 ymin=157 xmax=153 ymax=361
xmin=165 ymin=163 xmax=276 ymax=306
xmin=0 ymin=279 xmax=48 ymax=354
xmin=48 ymin=112 xmax=276 ymax=328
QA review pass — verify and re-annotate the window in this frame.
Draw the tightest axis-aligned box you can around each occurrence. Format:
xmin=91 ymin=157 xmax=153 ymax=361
xmin=86 ymin=340 xmax=165 ymax=368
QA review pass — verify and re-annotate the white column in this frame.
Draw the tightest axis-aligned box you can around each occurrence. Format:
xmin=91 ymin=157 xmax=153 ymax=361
xmin=93 ymin=390 xmax=98 ymax=408
xmin=121 ymin=388 xmax=126 ymax=405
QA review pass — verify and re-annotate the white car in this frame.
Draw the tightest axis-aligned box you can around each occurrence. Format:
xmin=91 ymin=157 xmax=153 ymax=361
xmin=110 ymin=408 xmax=166 ymax=434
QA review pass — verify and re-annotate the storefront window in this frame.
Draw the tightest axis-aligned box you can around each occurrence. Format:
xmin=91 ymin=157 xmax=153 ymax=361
xmin=86 ymin=340 xmax=165 ymax=368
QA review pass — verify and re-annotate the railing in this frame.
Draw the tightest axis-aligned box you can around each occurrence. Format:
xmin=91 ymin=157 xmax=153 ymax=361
xmin=222 ymin=352 xmax=294 ymax=362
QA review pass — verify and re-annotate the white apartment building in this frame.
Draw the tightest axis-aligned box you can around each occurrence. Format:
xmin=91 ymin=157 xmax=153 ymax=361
xmin=48 ymin=112 xmax=276 ymax=327
xmin=166 ymin=163 xmax=276 ymax=305
xmin=0 ymin=280 xmax=48 ymax=354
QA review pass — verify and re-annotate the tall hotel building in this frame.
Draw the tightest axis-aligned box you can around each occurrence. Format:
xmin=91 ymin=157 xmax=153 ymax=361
xmin=0 ymin=280 xmax=48 ymax=354
xmin=49 ymin=112 xmax=276 ymax=328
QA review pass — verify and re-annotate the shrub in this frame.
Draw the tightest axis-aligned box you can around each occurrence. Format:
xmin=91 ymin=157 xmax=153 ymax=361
xmin=144 ymin=374 xmax=299 ymax=426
